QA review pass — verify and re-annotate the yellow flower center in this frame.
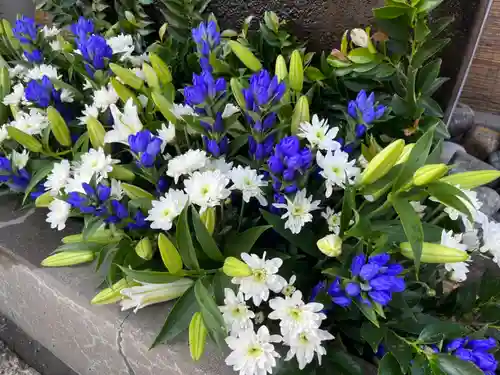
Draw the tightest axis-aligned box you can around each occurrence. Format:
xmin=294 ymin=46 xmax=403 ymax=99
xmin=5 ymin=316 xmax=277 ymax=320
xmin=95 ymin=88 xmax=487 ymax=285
xmin=247 ymin=346 xmax=263 ymax=357
xmin=288 ymin=307 xmax=302 ymax=321
xmin=299 ymin=332 xmax=309 ymax=344
xmin=163 ymin=208 xmax=170 ymax=217
xmin=201 ymin=185 xmax=210 ymax=196
xmin=331 ymin=166 xmax=340 ymax=175
xmin=253 ymin=269 xmax=267 ymax=283
xmin=292 ymin=206 xmax=304 ymax=216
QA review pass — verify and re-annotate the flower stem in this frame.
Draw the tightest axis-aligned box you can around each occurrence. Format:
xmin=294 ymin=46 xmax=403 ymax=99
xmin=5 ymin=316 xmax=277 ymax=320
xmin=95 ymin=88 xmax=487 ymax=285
xmin=237 ymin=200 xmax=245 ymax=231
xmin=430 ymin=212 xmax=447 ymax=225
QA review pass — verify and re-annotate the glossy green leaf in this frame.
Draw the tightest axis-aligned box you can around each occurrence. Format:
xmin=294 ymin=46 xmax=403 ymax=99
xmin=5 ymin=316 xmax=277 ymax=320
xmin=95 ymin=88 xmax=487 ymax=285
xmin=22 ymin=161 xmax=54 ymax=204
xmin=417 ymin=322 xmax=467 ymax=344
xmin=362 ymin=322 xmax=387 ymax=352
xmin=432 ymin=354 xmax=483 ymax=375
xmin=385 ymin=330 xmax=413 ymax=372
xmin=418 ymin=0 xmax=444 ymax=13
xmin=176 ymin=206 xmax=200 ymax=270
xmin=426 ymin=182 xmax=473 ymax=221
xmin=191 ymin=207 xmax=224 ymax=262
xmin=194 ymin=279 xmax=226 ymax=348
xmin=373 ymin=5 xmax=409 ymax=19
xmin=348 ymin=48 xmax=374 ymax=64
xmin=327 ymin=349 xmax=364 ymax=375
xmin=412 ymin=38 xmax=450 ymax=68
xmin=354 ymin=299 xmax=379 ymax=327
xmin=416 ymin=59 xmax=442 ymax=94
xmin=118 ymin=267 xmax=183 ymax=284
xmin=224 ymin=224 xmax=272 ymax=258
xmin=379 ymin=353 xmax=403 ymax=375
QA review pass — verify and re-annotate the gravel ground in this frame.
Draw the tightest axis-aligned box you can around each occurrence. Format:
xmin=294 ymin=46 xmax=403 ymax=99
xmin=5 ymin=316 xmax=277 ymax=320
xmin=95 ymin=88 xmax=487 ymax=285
xmin=0 ymin=340 xmax=39 ymax=375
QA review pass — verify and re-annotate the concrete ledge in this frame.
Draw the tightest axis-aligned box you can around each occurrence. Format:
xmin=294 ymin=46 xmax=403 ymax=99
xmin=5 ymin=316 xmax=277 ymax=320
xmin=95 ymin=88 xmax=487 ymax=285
xmin=0 ymin=192 xmax=230 ymax=375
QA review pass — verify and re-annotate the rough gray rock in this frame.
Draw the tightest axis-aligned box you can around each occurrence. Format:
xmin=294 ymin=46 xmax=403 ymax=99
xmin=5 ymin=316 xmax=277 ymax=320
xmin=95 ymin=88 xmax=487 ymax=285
xmin=448 ymin=103 xmax=475 ymax=137
xmin=0 ymin=340 xmax=39 ymax=375
xmin=476 ymin=187 xmax=500 ymax=218
xmin=441 ymin=141 xmax=466 ymax=164
xmin=462 ymin=125 xmax=500 ymax=161
xmin=488 ymin=150 xmax=500 ymax=170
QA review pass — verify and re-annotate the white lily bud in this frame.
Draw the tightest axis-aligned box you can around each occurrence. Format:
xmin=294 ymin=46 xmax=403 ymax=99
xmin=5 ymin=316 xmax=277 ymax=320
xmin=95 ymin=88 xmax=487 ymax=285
xmin=350 ymin=28 xmax=370 ymax=48
xmin=317 ymin=234 xmax=343 ymax=257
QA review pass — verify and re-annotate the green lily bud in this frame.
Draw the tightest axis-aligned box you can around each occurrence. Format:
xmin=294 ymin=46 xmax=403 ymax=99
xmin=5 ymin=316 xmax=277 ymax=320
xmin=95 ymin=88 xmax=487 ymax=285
xmin=228 ymin=41 xmax=262 ymax=72
xmin=316 ymin=234 xmax=342 ymax=257
xmin=395 ymin=143 xmax=415 ymax=165
xmin=413 ymin=164 xmax=449 ymax=186
xmin=149 ymin=53 xmax=172 ymax=85
xmin=122 ymin=183 xmax=154 ymax=200
xmin=86 ymin=116 xmax=106 ymax=149
xmin=275 ymin=55 xmax=288 ymax=82
xmin=135 ymin=237 xmax=154 ymax=260
xmin=0 ymin=67 xmax=10 ymax=98
xmin=291 ymin=95 xmax=310 ymax=134
xmin=47 ymin=106 xmax=72 ymax=146
xmin=440 ymin=170 xmax=500 ymax=190
xmin=41 ymin=251 xmax=95 ymax=267
xmin=223 ymin=257 xmax=252 ymax=277
xmin=91 ymin=278 xmax=138 ymax=305
xmin=109 ymin=164 xmax=135 ymax=182
xmin=289 ymin=50 xmax=304 ymax=92
xmin=35 ymin=191 xmax=54 ymax=208
xmin=189 ymin=312 xmax=208 ymax=361
xmin=200 ymin=207 xmax=216 ymax=235
xmin=62 ymin=229 xmax=123 ymax=244
xmin=7 ymin=126 xmax=42 ymax=152
xmin=110 ymin=63 xmax=144 ymax=90
xmin=142 ymin=62 xmax=160 ymax=90
xmin=400 ymin=242 xmax=469 ymax=264
xmin=152 ymin=91 xmax=177 ymax=124
xmin=110 ymin=78 xmax=141 ymax=108
xmin=230 ymin=78 xmax=247 ymax=110
xmin=158 ymin=233 xmax=183 ymax=274
xmin=360 ymin=139 xmax=405 ymax=185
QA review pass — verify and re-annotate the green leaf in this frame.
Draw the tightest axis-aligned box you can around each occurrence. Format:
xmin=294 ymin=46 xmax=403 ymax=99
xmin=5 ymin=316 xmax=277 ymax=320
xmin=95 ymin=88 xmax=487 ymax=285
xmin=423 ymin=77 xmax=449 ymax=96
xmin=224 ymin=225 xmax=272 ymax=257
xmin=373 ymin=5 xmax=409 ymax=19
xmin=83 ymin=217 xmax=105 ymax=242
xmin=194 ymin=279 xmax=226 ymax=348
xmin=151 ymin=285 xmax=197 ymax=347
xmin=121 ymin=183 xmax=154 ymax=200
xmin=362 ymin=322 xmax=387 ymax=352
xmin=340 ymin=187 xmax=355 ymax=235
xmin=176 ymin=206 xmax=200 ymax=270
xmin=22 ymin=160 xmax=54 ymax=204
xmin=430 ymin=16 xmax=454 ymax=37
xmin=379 ymin=353 xmax=403 ymax=375
xmin=426 ymin=182 xmax=473 ymax=221
xmin=385 ymin=330 xmax=413 ymax=372
xmin=417 ymin=59 xmax=442 ymax=94
xmin=420 ymin=97 xmax=444 ymax=117
xmin=326 ymin=349 xmax=364 ymax=375
xmin=229 ymin=135 xmax=248 ymax=156
xmin=354 ymin=299 xmax=379 ymax=327
xmin=391 ymin=196 xmax=423 ymax=269
xmin=415 ymin=17 xmax=431 ymax=42
xmin=418 ymin=0 xmax=443 ymax=13
xmin=305 ymin=66 xmax=326 ymax=81
xmin=412 ymin=38 xmax=450 ymax=68
xmin=417 ymin=322 xmax=467 ymax=344
xmin=191 ymin=207 xmax=224 ymax=262
xmin=348 ymin=48 xmax=375 ymax=64
xmin=117 ymin=266 xmax=183 ymax=284
xmin=432 ymin=354 xmax=483 ymax=375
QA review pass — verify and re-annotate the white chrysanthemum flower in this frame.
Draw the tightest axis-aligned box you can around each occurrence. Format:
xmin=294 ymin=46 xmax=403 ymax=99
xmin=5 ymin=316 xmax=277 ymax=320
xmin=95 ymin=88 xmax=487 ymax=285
xmin=78 ymin=104 xmax=99 ymax=125
xmin=229 ymin=166 xmax=268 ymax=206
xmin=93 ymin=83 xmax=119 ymax=112
xmin=219 ymin=288 xmax=255 ymax=335
xmin=273 ymin=189 xmax=321 ymax=234
xmin=111 ymin=179 xmax=123 ymax=200
xmin=41 ymin=25 xmax=59 ymax=38
xmin=282 ymin=275 xmax=297 ymax=297
xmin=49 ymin=40 xmax=62 ymax=51
xmin=10 ymin=109 xmax=49 ymax=136
xmin=105 ymin=99 xmax=143 ymax=144
xmin=480 ymin=218 xmax=500 ymax=266
xmin=124 ymin=52 xmax=149 ymax=67
xmin=225 ymin=326 xmax=281 ymax=375
xmin=284 ymin=327 xmax=334 ymax=370
xmin=441 ymin=230 xmax=470 ymax=282
xmin=146 ymin=189 xmax=188 ymax=231
xmin=358 ymin=154 xmax=369 ymax=169
xmin=157 ymin=122 xmax=176 ymax=151
xmin=83 ymin=79 xmax=93 ymax=91
xmin=64 ymin=173 xmax=91 ymax=194
xmin=107 ymin=34 xmax=134 ymax=56
xmin=410 ymin=201 xmax=427 ymax=218
xmin=166 ymin=149 xmax=208 ymax=183
xmin=60 ymin=88 xmax=74 ymax=103
xmin=298 ymin=115 xmax=341 ymax=152
xmin=203 ymin=158 xmax=234 ymax=175
xmin=45 ymin=160 xmax=71 ymax=196
xmin=321 ymin=207 xmax=341 ymax=234
xmin=9 ymin=149 xmax=29 ymax=169
xmin=9 ymin=65 xmax=27 ymax=79
xmin=172 ymin=103 xmax=198 ymax=119
xmin=0 ymin=125 xmax=9 ymax=143
xmin=46 ymin=199 xmax=71 ymax=231
xmin=232 ymin=252 xmax=287 ymax=306
xmin=3 ymin=83 xmax=25 ymax=106
xmin=436 ymin=187 xmax=482 ymax=225
xmin=77 ymin=148 xmax=117 ymax=182
xmin=269 ymin=290 xmax=326 ymax=336
xmin=222 ymin=103 xmax=240 ymax=118
xmin=184 ymin=170 xmax=231 ymax=213
xmin=25 ymin=64 xmax=60 ymax=81
xmin=120 ymin=279 xmax=194 ymax=313
xmin=316 ymin=150 xmax=360 ymax=197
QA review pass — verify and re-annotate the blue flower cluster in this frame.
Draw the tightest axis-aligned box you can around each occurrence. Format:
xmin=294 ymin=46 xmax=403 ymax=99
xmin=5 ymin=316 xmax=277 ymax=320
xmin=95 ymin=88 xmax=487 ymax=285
xmin=25 ymin=76 xmax=58 ymax=108
xmin=192 ymin=21 xmax=220 ymax=72
xmin=202 ymin=112 xmax=228 ymax=157
xmin=71 ymin=17 xmax=112 ymax=73
xmin=348 ymin=90 xmax=386 ymax=138
xmin=445 ymin=337 xmax=498 ymax=374
xmin=0 ymin=156 xmax=30 ymax=192
xmin=129 ymin=130 xmax=163 ymax=168
xmin=13 ymin=16 xmax=43 ymax=63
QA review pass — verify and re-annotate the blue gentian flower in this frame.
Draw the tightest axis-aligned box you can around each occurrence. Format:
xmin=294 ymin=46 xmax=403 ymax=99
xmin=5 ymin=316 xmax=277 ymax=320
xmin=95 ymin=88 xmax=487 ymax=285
xmin=30 ymin=182 xmax=46 ymax=200
xmin=70 ymin=16 xmax=94 ymax=41
xmin=156 ymin=177 xmax=169 ymax=195
xmin=24 ymin=76 xmax=54 ymax=108
xmin=107 ymin=200 xmax=129 ymax=223
xmin=203 ymin=135 xmax=229 ymax=157
xmin=243 ymin=70 xmax=286 ymax=112
xmin=184 ymin=71 xmax=226 ymax=106
xmin=128 ymin=130 xmax=163 ymax=168
xmin=13 ymin=16 xmax=37 ymax=44
xmin=248 ymin=134 xmax=275 ymax=161
xmin=78 ymin=35 xmax=113 ymax=70
xmin=127 ymin=211 xmax=148 ymax=230
xmin=192 ymin=21 xmax=220 ymax=57
xmin=0 ymin=157 xmax=31 ymax=192
xmin=24 ymin=49 xmax=43 ymax=64
xmin=445 ymin=337 xmax=498 ymax=373
xmin=348 ymin=90 xmax=386 ymax=138
xmin=328 ymin=277 xmax=351 ymax=307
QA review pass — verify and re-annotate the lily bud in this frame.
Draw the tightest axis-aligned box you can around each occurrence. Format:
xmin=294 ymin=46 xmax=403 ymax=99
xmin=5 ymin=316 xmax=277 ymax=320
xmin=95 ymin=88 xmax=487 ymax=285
xmin=289 ymin=50 xmax=304 ymax=92
xmin=41 ymin=251 xmax=95 ymax=267
xmin=228 ymin=41 xmax=262 ymax=72
xmin=110 ymin=63 xmax=144 ymax=90
xmin=413 ymin=164 xmax=449 ymax=186
xmin=7 ymin=126 xmax=42 ymax=152
xmin=395 ymin=143 xmax=415 ymax=165
xmin=149 ymin=53 xmax=172 ymax=85
xmin=152 ymin=91 xmax=177 ymax=124
xmin=91 ymin=278 xmax=138 ymax=305
xmin=316 ymin=234 xmax=342 ymax=257
xmin=86 ymin=117 xmax=106 ymax=149
xmin=189 ymin=312 xmax=208 ymax=361
xmin=440 ymin=170 xmax=500 ymax=190
xmin=360 ymin=139 xmax=405 ymax=185
xmin=275 ymin=55 xmax=288 ymax=82
xmin=350 ymin=28 xmax=369 ymax=48
xmin=135 ymin=237 xmax=154 ymax=260
xmin=142 ymin=62 xmax=160 ymax=90
xmin=291 ymin=95 xmax=310 ymax=134
xmin=48 ymin=106 xmax=72 ymax=147
xmin=35 ymin=191 xmax=54 ymax=207
xmin=400 ymin=242 xmax=469 ymax=264
xmin=110 ymin=78 xmax=141 ymax=108
xmin=230 ymin=78 xmax=247 ymax=110
xmin=158 ymin=233 xmax=183 ymax=274
xmin=223 ymin=257 xmax=252 ymax=277
xmin=200 ymin=207 xmax=216 ymax=235
xmin=63 ymin=229 xmax=122 ymax=244
xmin=109 ymin=164 xmax=135 ymax=182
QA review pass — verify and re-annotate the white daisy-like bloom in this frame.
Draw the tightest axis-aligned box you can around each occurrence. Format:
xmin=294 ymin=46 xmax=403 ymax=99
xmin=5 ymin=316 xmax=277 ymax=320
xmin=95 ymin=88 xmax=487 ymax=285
xmin=203 ymin=158 xmax=234 ymax=175
xmin=321 ymin=207 xmax=341 ymax=234
xmin=229 ymin=166 xmax=268 ymax=206
xmin=284 ymin=327 xmax=334 ymax=370
xmin=24 ymin=64 xmax=60 ymax=81
xmin=480 ymin=218 xmax=500 ymax=266
xmin=83 ymin=79 xmax=93 ymax=91
xmin=273 ymin=189 xmax=321 ymax=234
xmin=78 ymin=104 xmax=99 ymax=125
xmin=316 ymin=150 xmax=360 ymax=197
xmin=77 ymin=148 xmax=117 ymax=182
xmin=436 ymin=187 xmax=482 ymax=225
xmin=9 ymin=65 xmax=27 ymax=79
xmin=172 ymin=103 xmax=198 ymax=119
xmin=60 ymin=88 xmax=74 ymax=103
xmin=64 ymin=172 xmax=91 ymax=194
xmin=222 ymin=103 xmax=240 ymax=118
xmin=146 ymin=189 xmax=188 ymax=231
xmin=157 ymin=122 xmax=176 ymax=151
xmin=232 ymin=252 xmax=287 ymax=306
xmin=9 ymin=149 xmax=29 ymax=169
xmin=410 ymin=201 xmax=427 ymax=218
xmin=3 ymin=83 xmax=25 ymax=106
xmin=298 ymin=114 xmax=341 ymax=152
xmin=49 ymin=40 xmax=62 ymax=51
xmin=166 ymin=149 xmax=208 ymax=183
xmin=93 ymin=84 xmax=119 ymax=112
xmin=45 ymin=159 xmax=71 ymax=196
xmin=120 ymin=279 xmax=194 ymax=313
xmin=184 ymin=170 xmax=231 ymax=213
xmin=358 ymin=154 xmax=369 ymax=168
xmin=282 ymin=275 xmax=297 ymax=297
xmin=219 ymin=288 xmax=255 ymax=336
xmin=225 ymin=326 xmax=281 ymax=375
xmin=0 ymin=125 xmax=9 ymax=143
xmin=107 ymin=34 xmax=134 ymax=56
xmin=46 ymin=199 xmax=71 ymax=231
xmin=441 ymin=230 xmax=470 ymax=282
xmin=41 ymin=25 xmax=59 ymax=38
xmin=105 ymin=99 xmax=143 ymax=144
xmin=269 ymin=290 xmax=326 ymax=336
xmin=10 ymin=109 xmax=49 ymax=136
xmin=124 ymin=52 xmax=149 ymax=67
xmin=110 ymin=179 xmax=123 ymax=200
xmin=138 ymin=94 xmax=148 ymax=108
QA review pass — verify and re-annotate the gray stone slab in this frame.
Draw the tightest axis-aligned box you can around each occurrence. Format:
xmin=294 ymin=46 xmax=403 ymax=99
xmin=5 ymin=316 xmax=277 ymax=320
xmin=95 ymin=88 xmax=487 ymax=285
xmin=440 ymin=141 xmax=466 ymax=164
xmin=0 ymin=339 xmax=39 ymax=375
xmin=476 ymin=186 xmax=500 ymax=217
xmin=0 ymin=194 xmax=231 ymax=375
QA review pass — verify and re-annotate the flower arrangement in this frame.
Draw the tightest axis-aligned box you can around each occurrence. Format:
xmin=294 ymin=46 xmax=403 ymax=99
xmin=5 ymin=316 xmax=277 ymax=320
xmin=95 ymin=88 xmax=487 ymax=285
xmin=1 ymin=1 xmax=500 ymax=374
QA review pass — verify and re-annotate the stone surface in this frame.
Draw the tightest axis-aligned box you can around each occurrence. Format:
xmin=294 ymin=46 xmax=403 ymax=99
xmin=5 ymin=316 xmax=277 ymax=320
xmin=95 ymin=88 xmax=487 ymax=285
xmin=440 ymin=141 xmax=466 ymax=164
xmin=450 ymin=151 xmax=499 ymax=187
xmin=474 ymin=111 xmax=500 ymax=132
xmin=0 ymin=340 xmax=39 ymax=375
xmin=488 ymin=150 xmax=500 ymax=169
xmin=0 ymin=192 xmax=232 ymax=375
xmin=448 ymin=103 xmax=475 ymax=137
xmin=476 ymin=186 xmax=500 ymax=217
xmin=462 ymin=125 xmax=500 ymax=160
